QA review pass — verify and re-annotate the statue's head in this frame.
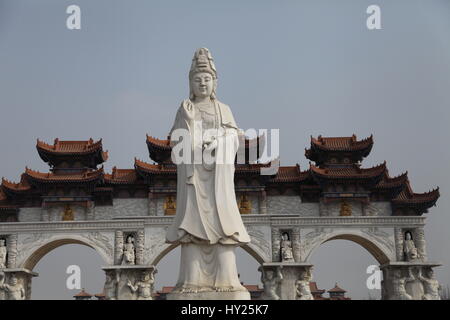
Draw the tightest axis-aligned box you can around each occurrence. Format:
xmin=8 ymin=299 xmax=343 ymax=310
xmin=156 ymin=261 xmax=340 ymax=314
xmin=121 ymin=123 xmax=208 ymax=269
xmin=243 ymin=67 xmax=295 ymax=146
xmin=282 ymin=232 xmax=289 ymax=241
xmin=9 ymin=275 xmax=17 ymax=285
xmin=105 ymin=270 xmax=114 ymax=281
xmin=266 ymin=270 xmax=274 ymax=280
xmin=141 ymin=272 xmax=150 ymax=281
xmin=405 ymin=231 xmax=412 ymax=241
xmin=126 ymin=235 xmax=134 ymax=243
xmin=425 ymin=268 xmax=434 ymax=278
xmin=189 ymin=48 xmax=217 ymax=100
xmin=0 ymin=238 xmax=5 ymax=246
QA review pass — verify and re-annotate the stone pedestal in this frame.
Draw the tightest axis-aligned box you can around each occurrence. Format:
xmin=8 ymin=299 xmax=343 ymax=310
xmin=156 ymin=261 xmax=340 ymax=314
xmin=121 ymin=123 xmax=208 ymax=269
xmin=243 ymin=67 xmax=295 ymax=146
xmin=380 ymin=262 xmax=442 ymax=300
xmin=0 ymin=268 xmax=38 ymax=300
xmin=167 ymin=290 xmax=250 ymax=300
xmin=102 ymin=265 xmax=157 ymax=300
xmin=259 ymin=262 xmax=314 ymax=300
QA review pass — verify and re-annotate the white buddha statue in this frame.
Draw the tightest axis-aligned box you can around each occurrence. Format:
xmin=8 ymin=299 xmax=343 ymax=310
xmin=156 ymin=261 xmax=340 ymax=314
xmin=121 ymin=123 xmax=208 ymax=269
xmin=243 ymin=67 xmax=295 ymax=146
xmin=166 ymin=48 xmax=250 ymax=297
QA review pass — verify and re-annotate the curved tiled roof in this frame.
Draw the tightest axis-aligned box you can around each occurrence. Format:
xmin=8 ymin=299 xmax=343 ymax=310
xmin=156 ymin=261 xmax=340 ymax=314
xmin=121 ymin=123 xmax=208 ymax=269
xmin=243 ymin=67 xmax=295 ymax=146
xmin=305 ymin=135 xmax=373 ymax=164
xmin=37 ymin=138 xmax=108 ymax=158
xmin=310 ymin=162 xmax=386 ymax=179
xmin=375 ymin=172 xmax=409 ymax=189
xmin=25 ymin=167 xmax=104 ymax=182
xmin=1 ymin=175 xmax=32 ymax=192
xmin=146 ymin=135 xmax=171 ymax=150
xmin=104 ymin=167 xmax=139 ymax=184
xmin=328 ymin=283 xmax=346 ymax=293
xmin=270 ymin=165 xmax=309 ymax=183
xmin=309 ymin=134 xmax=373 ymax=152
xmin=393 ymin=187 xmax=440 ymax=205
xmin=73 ymin=289 xmax=93 ymax=297
xmin=135 ymin=158 xmax=177 ymax=174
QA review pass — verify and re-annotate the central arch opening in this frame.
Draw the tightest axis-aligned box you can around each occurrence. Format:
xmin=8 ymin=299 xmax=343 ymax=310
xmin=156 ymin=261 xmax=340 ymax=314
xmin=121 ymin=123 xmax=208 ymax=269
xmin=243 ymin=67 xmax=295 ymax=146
xmin=25 ymin=240 xmax=107 ymax=300
xmin=308 ymin=235 xmax=386 ymax=300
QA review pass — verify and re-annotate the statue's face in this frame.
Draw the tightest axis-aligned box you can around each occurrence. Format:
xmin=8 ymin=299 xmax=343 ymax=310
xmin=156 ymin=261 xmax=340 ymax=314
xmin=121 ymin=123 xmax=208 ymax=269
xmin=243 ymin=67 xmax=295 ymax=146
xmin=266 ymin=270 xmax=274 ymax=279
xmin=426 ymin=269 xmax=434 ymax=278
xmin=127 ymin=236 xmax=133 ymax=243
xmin=10 ymin=277 xmax=17 ymax=285
xmin=190 ymin=72 xmax=214 ymax=99
xmin=0 ymin=239 xmax=5 ymax=246
xmin=405 ymin=232 xmax=412 ymax=240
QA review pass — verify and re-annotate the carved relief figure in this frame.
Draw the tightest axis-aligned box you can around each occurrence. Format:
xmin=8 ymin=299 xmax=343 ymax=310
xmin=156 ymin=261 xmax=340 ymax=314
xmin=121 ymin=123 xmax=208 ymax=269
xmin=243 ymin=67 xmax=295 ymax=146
xmin=0 ymin=273 xmax=25 ymax=300
xmin=166 ymin=48 xmax=250 ymax=294
xmin=127 ymin=271 xmax=155 ymax=300
xmin=122 ymin=235 xmax=136 ymax=265
xmin=280 ymin=232 xmax=294 ymax=262
xmin=418 ymin=268 xmax=441 ymax=300
xmin=164 ymin=195 xmax=176 ymax=215
xmin=260 ymin=267 xmax=283 ymax=300
xmin=0 ymin=239 xmax=7 ymax=269
xmin=104 ymin=270 xmax=120 ymax=300
xmin=403 ymin=231 xmax=418 ymax=261
xmin=390 ymin=270 xmax=412 ymax=300
xmin=295 ymin=271 xmax=313 ymax=300
xmin=339 ymin=200 xmax=352 ymax=216
xmin=62 ymin=204 xmax=74 ymax=221
xmin=238 ymin=194 xmax=252 ymax=214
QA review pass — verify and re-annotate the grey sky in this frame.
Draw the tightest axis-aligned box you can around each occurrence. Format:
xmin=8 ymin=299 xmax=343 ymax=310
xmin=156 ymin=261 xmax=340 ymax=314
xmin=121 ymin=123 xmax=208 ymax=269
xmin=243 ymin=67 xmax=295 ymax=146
xmin=1 ymin=0 xmax=449 ymax=299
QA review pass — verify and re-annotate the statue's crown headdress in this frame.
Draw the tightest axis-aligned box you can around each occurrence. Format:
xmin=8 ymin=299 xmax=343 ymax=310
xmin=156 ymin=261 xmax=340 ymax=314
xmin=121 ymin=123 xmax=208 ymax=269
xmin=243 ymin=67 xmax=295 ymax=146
xmin=189 ymin=47 xmax=217 ymax=79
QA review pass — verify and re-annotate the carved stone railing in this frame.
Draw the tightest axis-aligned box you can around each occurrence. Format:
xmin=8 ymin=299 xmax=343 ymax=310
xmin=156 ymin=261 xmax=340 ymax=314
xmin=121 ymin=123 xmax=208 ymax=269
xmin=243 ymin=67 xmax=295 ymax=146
xmin=0 ymin=215 xmax=426 ymax=233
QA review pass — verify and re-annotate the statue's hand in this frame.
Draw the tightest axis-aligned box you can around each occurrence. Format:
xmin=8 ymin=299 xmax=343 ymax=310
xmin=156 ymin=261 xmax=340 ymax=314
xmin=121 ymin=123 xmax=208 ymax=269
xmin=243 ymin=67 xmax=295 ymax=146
xmin=181 ymin=99 xmax=195 ymax=120
xmin=204 ymin=139 xmax=218 ymax=151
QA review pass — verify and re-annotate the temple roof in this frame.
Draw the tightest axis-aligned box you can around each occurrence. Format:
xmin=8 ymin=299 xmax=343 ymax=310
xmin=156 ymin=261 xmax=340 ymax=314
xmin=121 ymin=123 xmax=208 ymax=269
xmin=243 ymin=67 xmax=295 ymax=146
xmin=309 ymin=281 xmax=326 ymax=294
xmin=392 ymin=180 xmax=440 ymax=213
xmin=25 ymin=167 xmax=104 ymax=183
xmin=1 ymin=175 xmax=32 ymax=193
xmin=135 ymin=158 xmax=177 ymax=175
xmin=310 ymin=162 xmax=386 ymax=180
xmin=328 ymin=283 xmax=346 ymax=293
xmin=73 ymin=289 xmax=93 ymax=298
xmin=305 ymin=135 xmax=373 ymax=166
xmin=37 ymin=138 xmax=108 ymax=168
xmin=104 ymin=167 xmax=139 ymax=184
xmin=269 ymin=165 xmax=309 ymax=183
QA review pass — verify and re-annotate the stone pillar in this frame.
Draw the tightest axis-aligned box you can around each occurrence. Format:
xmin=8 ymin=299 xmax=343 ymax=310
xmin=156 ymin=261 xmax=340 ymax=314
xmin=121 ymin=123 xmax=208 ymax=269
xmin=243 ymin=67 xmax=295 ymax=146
xmin=114 ymin=231 xmax=124 ymax=265
xmin=318 ymin=201 xmax=328 ymax=216
xmin=380 ymin=262 xmax=442 ymax=300
xmin=258 ymin=263 xmax=314 ymax=300
xmin=135 ymin=230 xmax=145 ymax=265
xmin=102 ymin=265 xmax=157 ymax=300
xmin=413 ymin=227 xmax=427 ymax=262
xmin=6 ymin=234 xmax=18 ymax=268
xmin=291 ymin=228 xmax=301 ymax=262
xmin=86 ymin=201 xmax=95 ymax=220
xmin=148 ymin=192 xmax=157 ymax=216
xmin=394 ymin=227 xmax=404 ymax=261
xmin=259 ymin=190 xmax=267 ymax=215
xmin=41 ymin=206 xmax=49 ymax=222
xmin=271 ymin=228 xmax=281 ymax=262
xmin=0 ymin=269 xmax=38 ymax=300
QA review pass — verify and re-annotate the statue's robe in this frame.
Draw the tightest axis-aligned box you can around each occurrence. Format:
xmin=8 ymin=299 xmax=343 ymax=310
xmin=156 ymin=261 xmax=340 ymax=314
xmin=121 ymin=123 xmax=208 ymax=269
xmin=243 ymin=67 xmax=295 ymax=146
xmin=165 ymin=99 xmax=250 ymax=291
xmin=166 ymin=99 xmax=250 ymax=245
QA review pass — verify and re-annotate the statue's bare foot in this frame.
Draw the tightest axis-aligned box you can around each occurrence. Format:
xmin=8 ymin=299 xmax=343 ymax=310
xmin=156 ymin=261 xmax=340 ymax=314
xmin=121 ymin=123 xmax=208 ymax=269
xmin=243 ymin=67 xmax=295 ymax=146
xmin=215 ymin=286 xmax=234 ymax=292
xmin=180 ymin=287 xmax=198 ymax=294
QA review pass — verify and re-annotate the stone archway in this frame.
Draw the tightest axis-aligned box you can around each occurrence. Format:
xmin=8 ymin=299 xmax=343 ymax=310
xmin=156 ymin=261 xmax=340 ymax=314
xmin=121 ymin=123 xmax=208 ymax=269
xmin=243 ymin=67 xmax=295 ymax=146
xmin=303 ymin=230 xmax=394 ymax=265
xmin=21 ymin=237 xmax=111 ymax=271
